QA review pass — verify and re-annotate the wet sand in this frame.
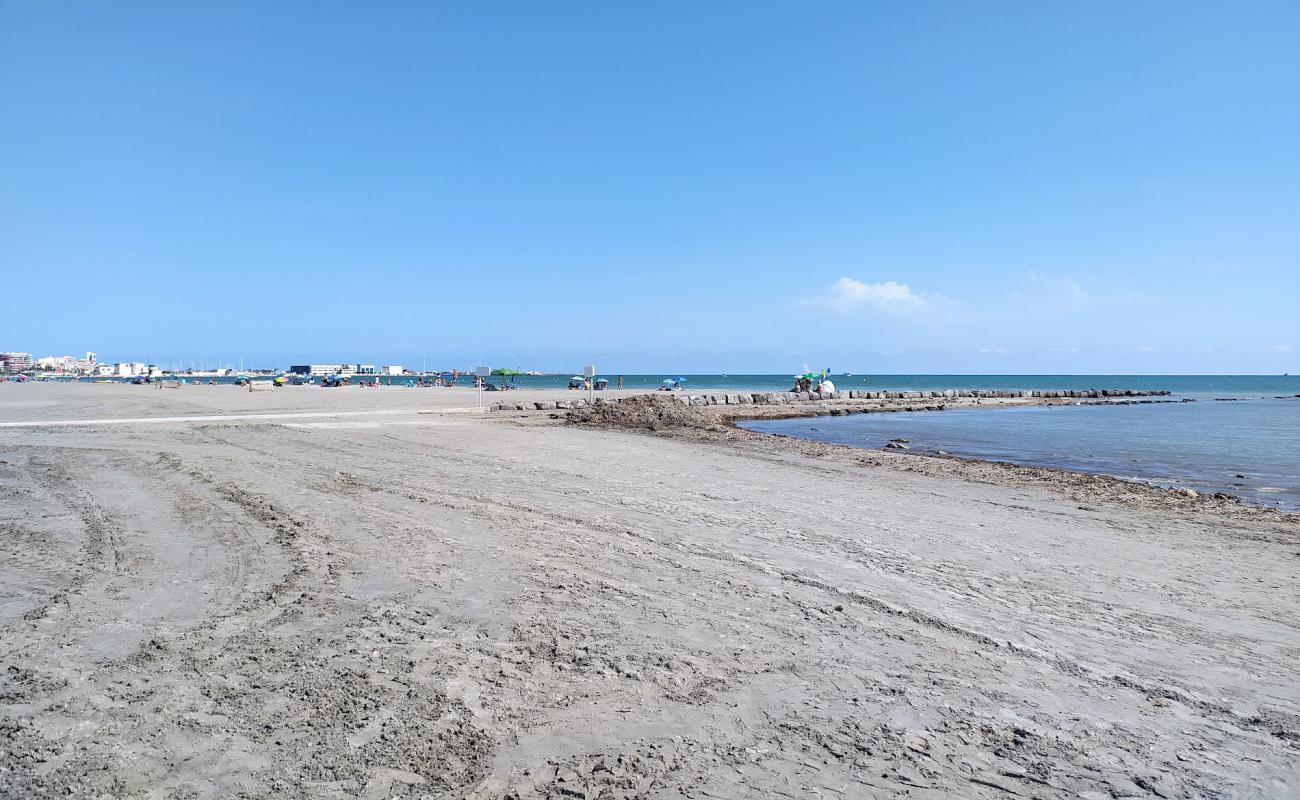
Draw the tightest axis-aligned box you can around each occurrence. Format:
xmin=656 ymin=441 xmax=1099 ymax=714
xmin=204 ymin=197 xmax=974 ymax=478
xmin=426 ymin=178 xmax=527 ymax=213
xmin=1 ymin=383 xmax=1297 ymax=798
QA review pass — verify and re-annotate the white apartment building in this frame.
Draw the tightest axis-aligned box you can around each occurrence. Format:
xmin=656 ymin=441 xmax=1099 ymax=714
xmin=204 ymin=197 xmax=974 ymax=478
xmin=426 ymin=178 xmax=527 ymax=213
xmin=289 ymin=364 xmax=378 ymax=377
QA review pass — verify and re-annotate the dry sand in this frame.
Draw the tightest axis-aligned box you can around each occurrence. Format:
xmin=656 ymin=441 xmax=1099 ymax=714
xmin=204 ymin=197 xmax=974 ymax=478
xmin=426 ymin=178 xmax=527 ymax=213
xmin=1 ymin=383 xmax=1297 ymax=798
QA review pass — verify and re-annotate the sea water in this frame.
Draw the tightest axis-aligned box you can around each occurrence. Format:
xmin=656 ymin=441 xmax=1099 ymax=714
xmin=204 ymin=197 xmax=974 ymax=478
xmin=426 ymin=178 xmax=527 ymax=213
xmin=739 ymin=393 xmax=1300 ymax=510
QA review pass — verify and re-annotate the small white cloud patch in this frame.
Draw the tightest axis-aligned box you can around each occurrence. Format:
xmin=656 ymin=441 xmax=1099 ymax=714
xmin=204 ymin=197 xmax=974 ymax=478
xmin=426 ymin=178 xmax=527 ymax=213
xmin=807 ymin=278 xmax=930 ymax=313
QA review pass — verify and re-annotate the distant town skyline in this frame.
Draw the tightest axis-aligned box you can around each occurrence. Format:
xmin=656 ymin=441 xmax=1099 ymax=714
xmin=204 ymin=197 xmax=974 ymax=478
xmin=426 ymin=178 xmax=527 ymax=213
xmin=3 ymin=2 xmax=1297 ymax=374
xmin=2 ymin=346 xmax=1293 ymax=377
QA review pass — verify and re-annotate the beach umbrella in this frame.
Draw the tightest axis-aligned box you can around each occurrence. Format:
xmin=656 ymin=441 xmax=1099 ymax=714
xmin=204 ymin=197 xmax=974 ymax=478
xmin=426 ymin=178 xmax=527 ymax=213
xmin=673 ymin=376 xmax=687 ymax=383
xmin=661 ymin=378 xmax=675 ymax=385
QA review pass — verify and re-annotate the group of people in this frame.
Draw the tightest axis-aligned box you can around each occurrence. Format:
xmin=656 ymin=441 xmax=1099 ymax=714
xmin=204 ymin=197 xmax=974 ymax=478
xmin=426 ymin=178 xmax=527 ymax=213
xmin=792 ymin=375 xmax=835 ymax=394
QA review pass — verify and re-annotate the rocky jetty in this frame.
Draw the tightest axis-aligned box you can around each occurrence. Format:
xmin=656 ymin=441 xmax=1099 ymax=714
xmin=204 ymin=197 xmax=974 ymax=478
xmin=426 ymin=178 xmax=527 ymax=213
xmin=494 ymin=387 xmax=1173 ymax=414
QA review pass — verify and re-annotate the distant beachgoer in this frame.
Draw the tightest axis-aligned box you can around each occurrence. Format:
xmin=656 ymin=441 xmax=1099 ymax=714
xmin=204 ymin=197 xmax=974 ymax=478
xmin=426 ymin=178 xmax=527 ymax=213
xmin=617 ymin=375 xmax=623 ymax=389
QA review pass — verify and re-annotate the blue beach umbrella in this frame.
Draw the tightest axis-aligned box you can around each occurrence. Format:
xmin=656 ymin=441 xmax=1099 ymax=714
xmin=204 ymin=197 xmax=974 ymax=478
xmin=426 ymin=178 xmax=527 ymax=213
xmin=673 ymin=376 xmax=687 ymax=383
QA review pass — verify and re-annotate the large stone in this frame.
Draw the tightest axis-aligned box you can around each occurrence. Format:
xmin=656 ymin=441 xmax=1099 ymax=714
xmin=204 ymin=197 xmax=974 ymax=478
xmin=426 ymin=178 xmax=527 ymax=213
xmin=534 ymin=401 xmax=556 ymax=410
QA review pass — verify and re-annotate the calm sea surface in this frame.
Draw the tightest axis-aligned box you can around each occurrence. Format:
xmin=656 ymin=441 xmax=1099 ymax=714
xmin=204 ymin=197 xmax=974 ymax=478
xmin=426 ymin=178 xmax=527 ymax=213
xmin=738 ymin=383 xmax=1300 ymax=510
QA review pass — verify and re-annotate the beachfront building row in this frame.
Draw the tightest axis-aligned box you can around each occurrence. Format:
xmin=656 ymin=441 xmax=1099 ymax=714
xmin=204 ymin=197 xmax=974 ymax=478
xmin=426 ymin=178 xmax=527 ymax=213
xmin=288 ymin=364 xmax=379 ymax=377
xmin=3 ymin=351 xmax=100 ymax=374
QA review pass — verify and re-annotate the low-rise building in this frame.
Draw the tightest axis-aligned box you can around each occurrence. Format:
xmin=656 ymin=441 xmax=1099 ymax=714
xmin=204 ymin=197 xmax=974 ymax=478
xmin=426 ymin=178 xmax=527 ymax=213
xmin=381 ymin=365 xmax=404 ymax=376
xmin=290 ymin=364 xmax=349 ymax=376
xmin=289 ymin=364 xmax=378 ymax=376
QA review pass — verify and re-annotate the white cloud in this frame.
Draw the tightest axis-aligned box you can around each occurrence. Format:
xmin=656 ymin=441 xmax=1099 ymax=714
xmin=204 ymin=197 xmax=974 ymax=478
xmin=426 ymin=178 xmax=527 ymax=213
xmin=804 ymin=278 xmax=934 ymax=314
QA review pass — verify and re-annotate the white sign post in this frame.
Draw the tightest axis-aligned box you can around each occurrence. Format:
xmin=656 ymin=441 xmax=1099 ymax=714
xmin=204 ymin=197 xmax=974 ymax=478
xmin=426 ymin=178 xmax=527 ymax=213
xmin=583 ymin=364 xmax=596 ymax=404
xmin=475 ymin=365 xmax=491 ymax=408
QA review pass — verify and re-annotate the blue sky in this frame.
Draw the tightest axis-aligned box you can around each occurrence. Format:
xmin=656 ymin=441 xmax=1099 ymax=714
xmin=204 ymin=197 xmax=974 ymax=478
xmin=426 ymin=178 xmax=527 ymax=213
xmin=2 ymin=1 xmax=1297 ymax=373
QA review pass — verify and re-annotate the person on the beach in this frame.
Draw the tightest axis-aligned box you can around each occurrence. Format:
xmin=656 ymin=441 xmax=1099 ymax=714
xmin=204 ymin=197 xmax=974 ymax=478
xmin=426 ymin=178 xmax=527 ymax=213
xmin=617 ymin=375 xmax=623 ymax=389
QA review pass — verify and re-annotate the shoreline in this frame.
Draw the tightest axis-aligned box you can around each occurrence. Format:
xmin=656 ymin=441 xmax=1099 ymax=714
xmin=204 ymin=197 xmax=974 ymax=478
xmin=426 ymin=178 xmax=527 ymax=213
xmin=562 ymin=394 xmax=1300 ymax=527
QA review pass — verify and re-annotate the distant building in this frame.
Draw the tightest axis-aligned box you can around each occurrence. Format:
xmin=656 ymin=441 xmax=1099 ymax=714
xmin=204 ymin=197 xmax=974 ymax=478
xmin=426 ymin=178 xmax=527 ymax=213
xmin=35 ymin=354 xmax=81 ymax=372
xmin=114 ymin=362 xmax=148 ymax=377
xmin=289 ymin=364 xmax=378 ymax=376
xmin=290 ymin=364 xmax=348 ymax=376
xmin=1 ymin=352 xmax=33 ymax=372
xmin=381 ymin=365 xmax=404 ymax=376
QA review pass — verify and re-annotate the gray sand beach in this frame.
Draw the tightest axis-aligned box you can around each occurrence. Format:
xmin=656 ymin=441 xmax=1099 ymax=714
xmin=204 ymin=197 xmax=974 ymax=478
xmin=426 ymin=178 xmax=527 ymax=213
xmin=2 ymin=383 xmax=1297 ymax=798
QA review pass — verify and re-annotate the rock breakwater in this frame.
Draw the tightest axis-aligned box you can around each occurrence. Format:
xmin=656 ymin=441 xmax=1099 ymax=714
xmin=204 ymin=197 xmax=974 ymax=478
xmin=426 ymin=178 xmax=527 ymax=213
xmin=494 ymin=388 xmax=1174 ymax=416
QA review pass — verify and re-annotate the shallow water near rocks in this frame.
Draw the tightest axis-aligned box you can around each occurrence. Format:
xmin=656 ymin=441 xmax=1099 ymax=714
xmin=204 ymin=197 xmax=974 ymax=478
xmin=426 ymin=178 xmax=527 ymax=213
xmin=740 ymin=398 xmax=1300 ymax=510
